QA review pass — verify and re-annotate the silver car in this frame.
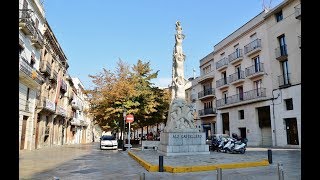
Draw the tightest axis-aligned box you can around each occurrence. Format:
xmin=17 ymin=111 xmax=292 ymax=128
xmin=100 ymin=135 xmax=118 ymax=150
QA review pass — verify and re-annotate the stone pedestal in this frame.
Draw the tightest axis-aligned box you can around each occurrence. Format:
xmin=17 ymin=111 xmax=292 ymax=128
xmin=158 ymin=132 xmax=210 ymax=156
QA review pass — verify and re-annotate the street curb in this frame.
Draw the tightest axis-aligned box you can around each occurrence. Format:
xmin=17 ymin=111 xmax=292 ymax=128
xmin=128 ymin=151 xmax=269 ymax=173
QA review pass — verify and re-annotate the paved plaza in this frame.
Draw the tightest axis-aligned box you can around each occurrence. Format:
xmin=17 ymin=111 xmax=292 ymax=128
xmin=19 ymin=142 xmax=301 ymax=180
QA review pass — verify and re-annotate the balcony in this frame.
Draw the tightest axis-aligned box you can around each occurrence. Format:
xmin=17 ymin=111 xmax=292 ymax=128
xmin=19 ymin=9 xmax=35 ymax=36
xmin=228 ymin=49 xmax=243 ymax=65
xmin=294 ymin=4 xmax=301 ymax=20
xmin=19 ymin=57 xmax=44 ymax=87
xmin=31 ymin=30 xmax=44 ymax=49
xmin=19 ymin=98 xmax=31 ymax=112
xmin=71 ymin=118 xmax=81 ymax=126
xmin=216 ymin=57 xmax=228 ymax=71
xmin=71 ymin=99 xmax=81 ymax=110
xmin=245 ymin=63 xmax=264 ymax=79
xmin=216 ymin=88 xmax=267 ymax=108
xmin=40 ymin=61 xmax=51 ymax=76
xmin=198 ymin=108 xmax=216 ymax=118
xmin=50 ymin=70 xmax=58 ymax=82
xmin=37 ymin=96 xmax=56 ymax=113
xmin=198 ymin=88 xmax=215 ymax=100
xmin=198 ymin=70 xmax=214 ymax=84
xmin=244 ymin=39 xmax=262 ymax=56
xmin=275 ymin=45 xmax=288 ymax=61
xmin=278 ymin=73 xmax=291 ymax=88
xmin=216 ymin=78 xmax=229 ymax=90
xmin=60 ymin=80 xmax=67 ymax=93
xmin=228 ymin=71 xmax=245 ymax=85
xmin=56 ymin=105 xmax=67 ymax=117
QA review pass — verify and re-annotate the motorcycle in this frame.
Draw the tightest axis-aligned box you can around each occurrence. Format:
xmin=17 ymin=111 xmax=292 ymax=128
xmin=223 ymin=133 xmax=248 ymax=154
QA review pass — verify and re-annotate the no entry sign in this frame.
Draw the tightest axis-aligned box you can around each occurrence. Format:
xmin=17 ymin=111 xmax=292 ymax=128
xmin=126 ymin=114 xmax=134 ymax=123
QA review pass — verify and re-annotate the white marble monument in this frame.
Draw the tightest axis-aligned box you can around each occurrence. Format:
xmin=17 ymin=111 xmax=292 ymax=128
xmin=158 ymin=21 xmax=209 ymax=156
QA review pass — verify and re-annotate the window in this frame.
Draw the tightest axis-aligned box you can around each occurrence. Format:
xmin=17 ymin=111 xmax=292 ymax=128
xmin=254 ymin=79 xmax=262 ymax=96
xmin=204 ymin=101 xmax=213 ymax=109
xmin=222 ymin=71 xmax=227 ymax=84
xmin=222 ymin=91 xmax=228 ymax=104
xmin=252 ymin=56 xmax=261 ymax=72
xmin=235 ymin=65 xmax=241 ymax=79
xmin=203 ymin=64 xmax=211 ymax=74
xmin=275 ymin=10 xmax=283 ymax=22
xmin=239 ymin=110 xmax=244 ymax=120
xmin=285 ymin=98 xmax=293 ymax=110
xmin=281 ymin=60 xmax=290 ymax=85
xmin=278 ymin=34 xmax=287 ymax=56
xmin=236 ymin=86 xmax=244 ymax=101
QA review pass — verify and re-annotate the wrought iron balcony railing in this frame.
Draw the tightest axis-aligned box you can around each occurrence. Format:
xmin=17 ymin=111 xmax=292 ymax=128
xmin=216 ymin=88 xmax=266 ymax=107
xmin=37 ymin=96 xmax=56 ymax=112
xmin=245 ymin=63 xmax=264 ymax=77
xmin=244 ymin=39 xmax=261 ymax=55
xmin=40 ymin=61 xmax=51 ymax=76
xmin=275 ymin=44 xmax=288 ymax=61
xmin=19 ymin=9 xmax=35 ymax=36
xmin=198 ymin=88 xmax=215 ymax=99
xmin=228 ymin=71 xmax=245 ymax=84
xmin=216 ymin=57 xmax=228 ymax=70
xmin=228 ymin=49 xmax=243 ymax=64
xmin=216 ymin=77 xmax=228 ymax=88
xmin=198 ymin=108 xmax=216 ymax=116
xmin=278 ymin=73 xmax=291 ymax=88
xmin=56 ymin=105 xmax=67 ymax=117
xmin=19 ymin=57 xmax=44 ymax=85
xmin=31 ymin=30 xmax=44 ymax=49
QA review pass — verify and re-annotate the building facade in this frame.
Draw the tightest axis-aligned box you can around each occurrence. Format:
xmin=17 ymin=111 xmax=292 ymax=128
xmin=19 ymin=0 xmax=45 ymax=150
xmin=194 ymin=0 xmax=301 ymax=147
xmin=19 ymin=0 xmax=95 ymax=151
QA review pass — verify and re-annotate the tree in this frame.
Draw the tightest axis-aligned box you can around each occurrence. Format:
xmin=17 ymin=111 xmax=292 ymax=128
xmin=85 ymin=59 xmax=170 ymax=138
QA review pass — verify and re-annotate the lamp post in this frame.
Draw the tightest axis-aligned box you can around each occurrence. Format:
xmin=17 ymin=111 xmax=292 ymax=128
xmin=122 ymin=107 xmax=127 ymax=151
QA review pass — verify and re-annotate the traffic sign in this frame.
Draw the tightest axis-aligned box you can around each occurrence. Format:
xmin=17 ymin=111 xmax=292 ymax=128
xmin=126 ymin=114 xmax=134 ymax=123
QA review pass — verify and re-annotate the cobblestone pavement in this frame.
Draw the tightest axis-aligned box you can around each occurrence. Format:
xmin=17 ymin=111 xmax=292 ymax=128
xmin=19 ymin=143 xmax=301 ymax=180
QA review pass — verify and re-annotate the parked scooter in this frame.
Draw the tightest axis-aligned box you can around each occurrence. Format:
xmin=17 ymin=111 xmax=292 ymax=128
xmin=223 ymin=133 xmax=248 ymax=154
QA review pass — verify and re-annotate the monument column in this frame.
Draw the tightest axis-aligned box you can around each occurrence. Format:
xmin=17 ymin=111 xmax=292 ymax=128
xmin=158 ymin=21 xmax=209 ymax=156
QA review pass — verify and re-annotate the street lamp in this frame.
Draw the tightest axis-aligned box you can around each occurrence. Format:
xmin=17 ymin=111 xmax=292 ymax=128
xmin=122 ymin=107 xmax=127 ymax=151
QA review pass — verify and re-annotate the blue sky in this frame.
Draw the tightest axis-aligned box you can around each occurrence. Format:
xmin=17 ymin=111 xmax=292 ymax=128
xmin=43 ymin=0 xmax=282 ymax=89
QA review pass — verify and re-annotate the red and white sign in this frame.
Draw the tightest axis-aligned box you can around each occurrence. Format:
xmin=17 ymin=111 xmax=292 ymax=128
xmin=126 ymin=114 xmax=134 ymax=123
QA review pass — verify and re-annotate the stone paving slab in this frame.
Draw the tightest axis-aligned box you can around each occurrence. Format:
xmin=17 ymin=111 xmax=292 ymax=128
xmin=128 ymin=147 xmax=270 ymax=173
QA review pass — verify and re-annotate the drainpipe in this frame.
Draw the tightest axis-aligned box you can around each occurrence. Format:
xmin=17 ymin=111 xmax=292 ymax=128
xmin=272 ymin=89 xmax=281 ymax=147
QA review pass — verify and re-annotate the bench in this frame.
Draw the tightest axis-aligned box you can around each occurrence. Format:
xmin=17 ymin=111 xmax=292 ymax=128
xmin=141 ymin=141 xmax=160 ymax=151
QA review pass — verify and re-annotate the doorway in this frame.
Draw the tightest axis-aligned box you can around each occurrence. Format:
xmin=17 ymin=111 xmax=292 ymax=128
xmin=257 ymin=106 xmax=272 ymax=146
xmin=285 ymin=118 xmax=299 ymax=145
xmin=239 ymin=127 xmax=246 ymax=139
xmin=20 ymin=116 xmax=28 ymax=150
xmin=222 ymin=113 xmax=230 ymax=135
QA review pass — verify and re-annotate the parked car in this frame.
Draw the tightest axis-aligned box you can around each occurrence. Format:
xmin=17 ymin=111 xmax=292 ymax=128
xmin=100 ymin=135 xmax=118 ymax=150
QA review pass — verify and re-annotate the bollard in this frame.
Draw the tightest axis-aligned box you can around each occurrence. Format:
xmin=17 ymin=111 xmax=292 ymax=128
xmin=140 ymin=172 xmax=145 ymax=180
xmin=217 ymin=168 xmax=222 ymax=180
xmin=277 ymin=163 xmax=284 ymax=180
xmin=268 ymin=149 xmax=272 ymax=164
xmin=159 ymin=155 xmax=164 ymax=172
